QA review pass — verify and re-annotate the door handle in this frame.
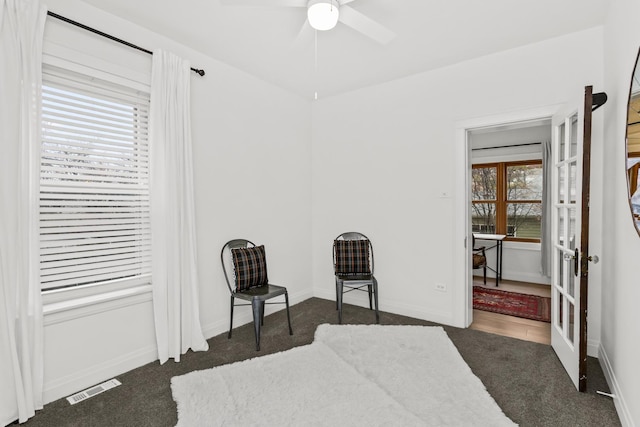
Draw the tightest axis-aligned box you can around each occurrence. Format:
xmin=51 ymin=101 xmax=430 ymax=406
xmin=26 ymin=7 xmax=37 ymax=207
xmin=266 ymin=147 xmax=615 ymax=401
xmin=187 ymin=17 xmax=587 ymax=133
xmin=563 ymin=249 xmax=580 ymax=276
xmin=577 ymin=254 xmax=598 ymax=279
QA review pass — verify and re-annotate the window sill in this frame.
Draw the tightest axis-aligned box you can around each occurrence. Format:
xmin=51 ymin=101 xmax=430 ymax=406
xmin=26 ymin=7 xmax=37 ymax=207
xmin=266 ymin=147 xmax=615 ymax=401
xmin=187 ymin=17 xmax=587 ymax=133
xmin=42 ymin=275 xmax=151 ymax=304
xmin=43 ymin=284 xmax=152 ymax=326
xmin=503 ymin=241 xmax=541 ymax=251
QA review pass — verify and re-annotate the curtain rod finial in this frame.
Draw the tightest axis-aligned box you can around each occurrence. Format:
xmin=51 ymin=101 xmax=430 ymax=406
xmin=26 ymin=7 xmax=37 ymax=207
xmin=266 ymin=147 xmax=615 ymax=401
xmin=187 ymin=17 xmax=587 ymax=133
xmin=192 ymin=68 xmax=205 ymax=76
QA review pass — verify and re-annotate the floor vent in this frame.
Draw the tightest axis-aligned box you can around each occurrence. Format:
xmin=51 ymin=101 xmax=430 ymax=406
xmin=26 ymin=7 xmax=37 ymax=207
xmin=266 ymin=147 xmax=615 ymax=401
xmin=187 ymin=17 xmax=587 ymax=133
xmin=66 ymin=379 xmax=121 ymax=405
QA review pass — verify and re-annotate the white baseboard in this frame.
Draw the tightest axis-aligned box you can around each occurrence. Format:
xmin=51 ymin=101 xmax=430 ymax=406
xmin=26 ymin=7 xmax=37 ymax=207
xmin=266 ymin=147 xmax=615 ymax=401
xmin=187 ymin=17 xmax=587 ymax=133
xmin=474 ymin=271 xmax=550 ymax=285
xmin=502 ymin=271 xmax=551 ymax=285
xmin=43 ymin=344 xmax=158 ymax=405
xmin=313 ymin=288 xmax=454 ymax=326
xmin=598 ymin=344 xmax=633 ymax=426
xmin=201 ymin=317 xmax=230 ymax=341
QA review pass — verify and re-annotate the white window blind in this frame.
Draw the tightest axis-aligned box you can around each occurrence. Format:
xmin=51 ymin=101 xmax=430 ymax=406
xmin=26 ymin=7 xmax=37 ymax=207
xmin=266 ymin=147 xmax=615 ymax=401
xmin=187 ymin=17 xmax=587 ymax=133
xmin=40 ymin=66 xmax=151 ymax=291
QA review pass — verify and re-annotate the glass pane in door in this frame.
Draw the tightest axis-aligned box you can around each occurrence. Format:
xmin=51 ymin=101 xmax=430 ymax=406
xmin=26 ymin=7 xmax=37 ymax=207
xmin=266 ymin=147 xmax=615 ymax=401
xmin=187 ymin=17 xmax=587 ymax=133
xmin=557 ymin=207 xmax=565 ymax=245
xmin=568 ymin=208 xmax=576 ymax=298
xmin=558 ymin=166 xmax=566 ymax=203
xmin=557 ymin=248 xmax=564 ymax=291
xmin=568 ymin=301 xmax=575 ymax=344
xmin=556 ymin=288 xmax=564 ymax=329
xmin=569 ymin=208 xmax=577 ymax=248
xmin=559 ymin=123 xmax=566 ymax=162
xmin=568 ymin=262 xmax=576 ymax=298
xmin=569 ymin=162 xmax=577 ymax=204
xmin=570 ymin=115 xmax=578 ymax=158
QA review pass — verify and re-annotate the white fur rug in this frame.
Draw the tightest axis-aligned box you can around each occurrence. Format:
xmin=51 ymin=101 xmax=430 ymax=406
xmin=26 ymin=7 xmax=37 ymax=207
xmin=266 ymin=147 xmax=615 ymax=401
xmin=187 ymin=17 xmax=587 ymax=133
xmin=171 ymin=325 xmax=516 ymax=426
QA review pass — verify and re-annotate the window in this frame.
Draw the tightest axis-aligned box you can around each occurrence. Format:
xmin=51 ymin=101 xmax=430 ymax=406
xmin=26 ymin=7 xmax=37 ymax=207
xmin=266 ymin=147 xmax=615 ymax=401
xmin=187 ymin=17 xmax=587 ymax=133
xmin=472 ymin=160 xmax=543 ymax=242
xmin=40 ymin=65 xmax=151 ymax=292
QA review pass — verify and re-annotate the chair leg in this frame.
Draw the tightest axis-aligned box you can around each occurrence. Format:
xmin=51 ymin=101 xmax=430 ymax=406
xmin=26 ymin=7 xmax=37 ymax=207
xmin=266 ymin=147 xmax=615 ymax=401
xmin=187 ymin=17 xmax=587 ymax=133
xmin=260 ymin=302 xmax=265 ymax=326
xmin=483 ymin=264 xmax=487 ymax=285
xmin=368 ymin=284 xmax=373 ymax=310
xmin=228 ymin=296 xmax=235 ymax=339
xmin=335 ymin=277 xmax=339 ymax=310
xmin=373 ymin=278 xmax=380 ymax=324
xmin=285 ymin=291 xmax=293 ymax=335
xmin=251 ymin=299 xmax=262 ymax=351
xmin=337 ymin=279 xmax=344 ymax=324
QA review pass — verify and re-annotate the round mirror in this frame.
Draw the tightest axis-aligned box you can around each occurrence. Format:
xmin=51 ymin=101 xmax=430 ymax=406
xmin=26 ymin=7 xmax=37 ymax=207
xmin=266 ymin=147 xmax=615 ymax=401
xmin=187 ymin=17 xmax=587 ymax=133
xmin=626 ymin=49 xmax=640 ymax=234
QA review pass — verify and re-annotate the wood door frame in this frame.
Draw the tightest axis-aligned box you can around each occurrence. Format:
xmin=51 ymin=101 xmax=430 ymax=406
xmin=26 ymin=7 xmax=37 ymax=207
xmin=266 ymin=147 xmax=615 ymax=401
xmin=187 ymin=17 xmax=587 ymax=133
xmin=578 ymin=86 xmax=593 ymax=392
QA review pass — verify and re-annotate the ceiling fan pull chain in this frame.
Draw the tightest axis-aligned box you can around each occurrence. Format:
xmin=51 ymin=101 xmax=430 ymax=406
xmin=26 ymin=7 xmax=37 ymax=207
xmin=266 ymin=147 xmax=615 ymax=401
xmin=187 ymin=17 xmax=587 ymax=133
xmin=314 ymin=28 xmax=318 ymax=100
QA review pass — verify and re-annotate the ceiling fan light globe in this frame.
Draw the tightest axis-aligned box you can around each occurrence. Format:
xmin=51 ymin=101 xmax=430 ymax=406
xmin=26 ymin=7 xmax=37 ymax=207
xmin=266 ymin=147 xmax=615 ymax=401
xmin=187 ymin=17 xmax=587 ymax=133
xmin=307 ymin=1 xmax=339 ymax=31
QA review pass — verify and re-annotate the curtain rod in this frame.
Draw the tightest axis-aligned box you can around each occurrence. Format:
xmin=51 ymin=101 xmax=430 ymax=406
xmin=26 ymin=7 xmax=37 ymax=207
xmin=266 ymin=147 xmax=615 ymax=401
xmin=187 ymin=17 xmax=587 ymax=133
xmin=472 ymin=141 xmax=542 ymax=151
xmin=46 ymin=11 xmax=205 ymax=76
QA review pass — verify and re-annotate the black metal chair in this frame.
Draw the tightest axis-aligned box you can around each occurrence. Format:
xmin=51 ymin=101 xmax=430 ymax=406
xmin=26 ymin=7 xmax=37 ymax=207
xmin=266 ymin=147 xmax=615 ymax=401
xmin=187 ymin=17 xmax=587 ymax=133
xmin=472 ymin=234 xmax=487 ymax=285
xmin=333 ymin=232 xmax=379 ymax=324
xmin=221 ymin=239 xmax=293 ymax=351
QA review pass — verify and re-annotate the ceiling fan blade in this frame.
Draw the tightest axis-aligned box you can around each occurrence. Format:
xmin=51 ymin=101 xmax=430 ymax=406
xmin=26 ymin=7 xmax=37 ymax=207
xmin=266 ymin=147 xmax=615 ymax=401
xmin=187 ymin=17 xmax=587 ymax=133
xmin=338 ymin=0 xmax=356 ymax=4
xmin=296 ymin=19 xmax=315 ymax=46
xmin=292 ymin=19 xmax=315 ymax=49
xmin=219 ymin=0 xmax=306 ymax=7
xmin=338 ymin=5 xmax=396 ymax=45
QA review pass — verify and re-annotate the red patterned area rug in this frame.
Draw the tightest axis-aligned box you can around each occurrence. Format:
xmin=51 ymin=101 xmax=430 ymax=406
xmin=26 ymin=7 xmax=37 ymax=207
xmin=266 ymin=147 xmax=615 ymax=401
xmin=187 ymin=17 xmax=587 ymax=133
xmin=473 ymin=286 xmax=551 ymax=322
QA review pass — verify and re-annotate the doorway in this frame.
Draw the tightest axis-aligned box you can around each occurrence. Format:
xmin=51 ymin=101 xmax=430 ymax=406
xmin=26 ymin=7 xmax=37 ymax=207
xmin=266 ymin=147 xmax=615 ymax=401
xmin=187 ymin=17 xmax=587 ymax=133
xmin=463 ymin=116 xmax=553 ymax=344
xmin=468 ymin=119 xmax=551 ymax=344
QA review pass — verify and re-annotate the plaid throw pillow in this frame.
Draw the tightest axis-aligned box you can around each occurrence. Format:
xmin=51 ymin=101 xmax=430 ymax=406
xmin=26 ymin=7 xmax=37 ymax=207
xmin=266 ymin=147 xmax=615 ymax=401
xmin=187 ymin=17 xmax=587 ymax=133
xmin=473 ymin=253 xmax=486 ymax=269
xmin=334 ymin=239 xmax=371 ymax=275
xmin=232 ymin=245 xmax=269 ymax=291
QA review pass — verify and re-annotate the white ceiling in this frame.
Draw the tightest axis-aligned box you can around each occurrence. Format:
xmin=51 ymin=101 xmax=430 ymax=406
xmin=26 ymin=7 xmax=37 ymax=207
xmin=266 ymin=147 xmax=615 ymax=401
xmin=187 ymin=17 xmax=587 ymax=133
xmin=78 ymin=0 xmax=609 ymax=99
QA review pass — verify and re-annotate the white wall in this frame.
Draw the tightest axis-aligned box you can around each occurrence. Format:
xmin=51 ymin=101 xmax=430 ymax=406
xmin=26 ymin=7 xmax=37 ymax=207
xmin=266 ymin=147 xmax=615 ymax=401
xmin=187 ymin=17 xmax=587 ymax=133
xmin=37 ymin=0 xmax=313 ymax=405
xmin=600 ymin=0 xmax=640 ymax=424
xmin=311 ymin=28 xmax=604 ymax=333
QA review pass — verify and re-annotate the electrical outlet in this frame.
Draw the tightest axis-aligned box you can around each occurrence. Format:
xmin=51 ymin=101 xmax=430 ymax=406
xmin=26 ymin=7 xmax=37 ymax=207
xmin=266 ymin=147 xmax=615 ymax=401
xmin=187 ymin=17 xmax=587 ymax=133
xmin=435 ymin=283 xmax=447 ymax=292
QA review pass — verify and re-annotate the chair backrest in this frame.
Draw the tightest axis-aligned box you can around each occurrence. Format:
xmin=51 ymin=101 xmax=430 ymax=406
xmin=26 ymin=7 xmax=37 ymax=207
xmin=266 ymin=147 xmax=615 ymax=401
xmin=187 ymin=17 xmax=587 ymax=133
xmin=333 ymin=232 xmax=374 ymax=275
xmin=220 ymin=239 xmax=255 ymax=294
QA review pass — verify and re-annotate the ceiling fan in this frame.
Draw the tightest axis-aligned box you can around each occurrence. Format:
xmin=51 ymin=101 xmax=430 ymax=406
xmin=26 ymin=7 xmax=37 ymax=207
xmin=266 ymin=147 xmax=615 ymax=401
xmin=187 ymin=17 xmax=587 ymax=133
xmin=220 ymin=0 xmax=396 ymax=45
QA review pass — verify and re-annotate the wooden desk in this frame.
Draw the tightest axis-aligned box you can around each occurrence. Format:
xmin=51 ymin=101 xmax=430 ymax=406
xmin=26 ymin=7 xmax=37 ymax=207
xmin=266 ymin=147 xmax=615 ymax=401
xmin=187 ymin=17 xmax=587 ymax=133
xmin=473 ymin=233 xmax=506 ymax=286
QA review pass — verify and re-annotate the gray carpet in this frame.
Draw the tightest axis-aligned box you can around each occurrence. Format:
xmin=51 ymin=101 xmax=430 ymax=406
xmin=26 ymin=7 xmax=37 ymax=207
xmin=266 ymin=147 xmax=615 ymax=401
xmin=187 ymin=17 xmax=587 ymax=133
xmin=22 ymin=298 xmax=620 ymax=427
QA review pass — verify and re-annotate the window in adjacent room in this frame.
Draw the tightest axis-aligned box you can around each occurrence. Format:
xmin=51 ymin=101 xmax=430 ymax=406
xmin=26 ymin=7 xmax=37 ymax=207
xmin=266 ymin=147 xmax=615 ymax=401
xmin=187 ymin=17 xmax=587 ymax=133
xmin=40 ymin=65 xmax=151 ymax=293
xmin=471 ymin=160 xmax=543 ymax=242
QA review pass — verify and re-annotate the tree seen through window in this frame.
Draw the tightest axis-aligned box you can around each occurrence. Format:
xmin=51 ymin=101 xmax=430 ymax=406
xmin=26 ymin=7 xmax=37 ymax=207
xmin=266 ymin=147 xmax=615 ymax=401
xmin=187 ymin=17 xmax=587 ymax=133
xmin=472 ymin=161 xmax=542 ymax=241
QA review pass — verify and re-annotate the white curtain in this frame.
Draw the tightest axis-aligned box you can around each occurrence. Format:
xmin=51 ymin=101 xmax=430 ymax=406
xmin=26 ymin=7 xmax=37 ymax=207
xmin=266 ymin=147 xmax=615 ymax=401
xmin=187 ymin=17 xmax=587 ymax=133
xmin=0 ymin=0 xmax=46 ymax=423
xmin=540 ymin=140 xmax=552 ymax=277
xmin=150 ymin=49 xmax=208 ymax=364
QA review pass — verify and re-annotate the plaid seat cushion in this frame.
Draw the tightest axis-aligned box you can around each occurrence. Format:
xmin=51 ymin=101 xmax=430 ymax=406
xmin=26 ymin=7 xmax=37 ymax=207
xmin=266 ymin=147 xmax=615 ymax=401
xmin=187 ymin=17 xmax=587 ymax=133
xmin=232 ymin=245 xmax=269 ymax=291
xmin=473 ymin=253 xmax=486 ymax=269
xmin=334 ymin=239 xmax=371 ymax=275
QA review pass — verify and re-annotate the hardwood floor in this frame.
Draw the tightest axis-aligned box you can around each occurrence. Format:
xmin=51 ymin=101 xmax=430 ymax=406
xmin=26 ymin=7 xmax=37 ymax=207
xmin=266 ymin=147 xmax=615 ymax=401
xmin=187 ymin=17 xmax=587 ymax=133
xmin=470 ymin=277 xmax=551 ymax=345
